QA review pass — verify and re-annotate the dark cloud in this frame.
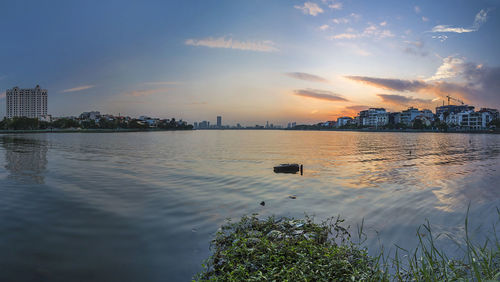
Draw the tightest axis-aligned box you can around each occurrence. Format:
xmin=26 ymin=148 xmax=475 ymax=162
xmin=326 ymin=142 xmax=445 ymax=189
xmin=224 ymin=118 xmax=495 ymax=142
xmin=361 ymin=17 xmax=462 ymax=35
xmin=345 ymin=105 xmax=369 ymax=111
xmin=285 ymin=72 xmax=329 ymax=83
xmin=377 ymin=94 xmax=433 ymax=105
xmin=346 ymin=76 xmax=427 ymax=92
xmin=293 ymin=89 xmax=349 ymax=102
xmin=346 ymin=63 xmax=500 ymax=108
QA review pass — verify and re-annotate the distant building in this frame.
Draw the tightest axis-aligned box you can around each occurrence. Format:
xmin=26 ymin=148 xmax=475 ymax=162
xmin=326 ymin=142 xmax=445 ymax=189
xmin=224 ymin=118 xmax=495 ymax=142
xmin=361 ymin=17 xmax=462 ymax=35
xmin=217 ymin=116 xmax=222 ymax=128
xmin=436 ymin=105 xmax=474 ymax=119
xmin=358 ymin=108 xmax=388 ymax=127
xmin=80 ymin=111 xmax=100 ymax=120
xmin=336 ymin=117 xmax=352 ymax=127
xmin=6 ymin=85 xmax=48 ymax=118
xmin=198 ymin=120 xmax=210 ymax=128
xmin=398 ymin=107 xmax=434 ymax=126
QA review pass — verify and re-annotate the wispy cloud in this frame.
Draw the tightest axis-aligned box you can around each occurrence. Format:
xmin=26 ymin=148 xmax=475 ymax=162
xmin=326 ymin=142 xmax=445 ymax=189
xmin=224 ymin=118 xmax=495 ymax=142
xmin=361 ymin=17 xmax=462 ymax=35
xmin=414 ymin=6 xmax=421 ymax=14
xmin=322 ymin=0 xmax=342 ymax=10
xmin=122 ymin=87 xmax=169 ymax=97
xmin=319 ymin=24 xmax=330 ymax=31
xmin=430 ymin=9 xmax=491 ymax=34
xmin=431 ymin=25 xmax=475 ymax=33
xmin=330 ymin=24 xmax=394 ymax=40
xmin=293 ymin=89 xmax=349 ymax=102
xmin=377 ymin=94 xmax=433 ymax=105
xmin=330 ymin=33 xmax=359 ymax=39
xmin=432 ymin=35 xmax=448 ymax=42
xmin=379 ymin=21 xmax=387 ymax=26
xmin=332 ymin=13 xmax=361 ymax=25
xmin=294 ymin=2 xmax=324 ymax=16
xmin=61 ymin=85 xmax=95 ymax=93
xmin=422 ymin=16 xmax=429 ymax=22
xmin=285 ymin=72 xmax=329 ymax=83
xmin=185 ymin=37 xmax=278 ymax=52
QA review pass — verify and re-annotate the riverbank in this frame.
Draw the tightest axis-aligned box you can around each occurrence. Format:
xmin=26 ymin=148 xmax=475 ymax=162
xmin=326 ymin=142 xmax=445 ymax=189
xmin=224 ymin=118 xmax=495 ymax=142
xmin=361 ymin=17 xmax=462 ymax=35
xmin=196 ymin=213 xmax=500 ymax=281
xmin=0 ymin=128 xmax=193 ymax=134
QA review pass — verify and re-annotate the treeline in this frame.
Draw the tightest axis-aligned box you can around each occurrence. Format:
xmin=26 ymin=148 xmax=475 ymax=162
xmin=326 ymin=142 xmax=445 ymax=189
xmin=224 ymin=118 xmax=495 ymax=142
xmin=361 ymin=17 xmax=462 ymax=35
xmin=0 ymin=117 xmax=193 ymax=131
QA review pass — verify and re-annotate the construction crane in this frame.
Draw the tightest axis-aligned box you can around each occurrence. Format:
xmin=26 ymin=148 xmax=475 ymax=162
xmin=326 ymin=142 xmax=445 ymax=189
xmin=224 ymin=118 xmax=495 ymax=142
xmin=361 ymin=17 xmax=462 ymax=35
xmin=446 ymin=95 xmax=464 ymax=105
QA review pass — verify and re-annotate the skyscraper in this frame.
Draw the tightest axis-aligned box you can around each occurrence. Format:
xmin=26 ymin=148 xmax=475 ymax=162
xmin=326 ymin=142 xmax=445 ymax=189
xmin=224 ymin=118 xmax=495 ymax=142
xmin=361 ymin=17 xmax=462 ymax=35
xmin=6 ymin=85 xmax=48 ymax=118
xmin=217 ymin=116 xmax=222 ymax=128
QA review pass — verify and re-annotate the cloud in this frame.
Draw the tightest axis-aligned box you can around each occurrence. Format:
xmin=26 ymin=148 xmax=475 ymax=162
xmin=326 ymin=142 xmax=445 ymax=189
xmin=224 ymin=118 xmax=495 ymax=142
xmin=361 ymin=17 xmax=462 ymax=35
xmin=414 ymin=6 xmax=421 ymax=14
xmin=422 ymin=16 xmax=429 ymax=22
xmin=432 ymin=35 xmax=448 ymax=42
xmin=328 ymin=3 xmax=342 ymax=9
xmin=346 ymin=76 xmax=427 ymax=91
xmin=294 ymin=2 xmax=324 ymax=16
xmin=473 ymin=8 xmax=490 ymax=29
xmin=330 ymin=33 xmax=359 ymax=39
xmin=430 ymin=9 xmax=490 ymax=34
xmin=332 ymin=17 xmax=350 ymax=24
xmin=319 ymin=24 xmax=330 ymax=31
xmin=345 ymin=105 xmax=369 ymax=111
xmin=403 ymin=40 xmax=428 ymax=57
xmin=322 ymin=0 xmax=343 ymax=10
xmin=380 ymin=21 xmax=387 ymax=26
xmin=377 ymin=94 xmax=433 ymax=105
xmin=61 ymin=85 xmax=95 ymax=93
xmin=427 ymin=56 xmax=467 ymax=81
xmin=431 ymin=25 xmax=475 ymax=33
xmin=293 ymin=89 xmax=349 ymax=102
xmin=0 ymin=91 xmax=5 ymax=99
xmin=285 ymin=72 xmax=329 ymax=83
xmin=346 ymin=61 xmax=500 ymax=107
xmin=122 ymin=87 xmax=169 ymax=97
xmin=330 ymin=24 xmax=394 ymax=40
xmin=185 ymin=37 xmax=278 ymax=52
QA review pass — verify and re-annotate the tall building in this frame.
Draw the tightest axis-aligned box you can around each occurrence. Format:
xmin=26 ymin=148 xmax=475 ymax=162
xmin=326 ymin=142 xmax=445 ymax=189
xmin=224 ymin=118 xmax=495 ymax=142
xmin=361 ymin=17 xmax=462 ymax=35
xmin=217 ymin=116 xmax=222 ymax=128
xmin=6 ymin=85 xmax=48 ymax=118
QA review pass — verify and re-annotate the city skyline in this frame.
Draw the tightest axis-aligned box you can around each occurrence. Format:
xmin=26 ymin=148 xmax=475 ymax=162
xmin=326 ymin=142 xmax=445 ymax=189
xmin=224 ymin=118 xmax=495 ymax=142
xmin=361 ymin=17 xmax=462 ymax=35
xmin=1 ymin=0 xmax=499 ymax=125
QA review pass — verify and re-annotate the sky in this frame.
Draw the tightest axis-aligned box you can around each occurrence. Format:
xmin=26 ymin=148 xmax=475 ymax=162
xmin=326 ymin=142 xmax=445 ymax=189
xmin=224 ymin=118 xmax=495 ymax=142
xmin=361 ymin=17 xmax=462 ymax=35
xmin=1 ymin=0 xmax=499 ymax=126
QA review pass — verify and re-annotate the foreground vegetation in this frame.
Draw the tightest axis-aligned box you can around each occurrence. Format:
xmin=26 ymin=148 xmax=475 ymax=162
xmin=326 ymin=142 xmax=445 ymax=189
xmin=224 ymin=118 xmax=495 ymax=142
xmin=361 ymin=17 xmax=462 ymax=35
xmin=196 ymin=210 xmax=500 ymax=281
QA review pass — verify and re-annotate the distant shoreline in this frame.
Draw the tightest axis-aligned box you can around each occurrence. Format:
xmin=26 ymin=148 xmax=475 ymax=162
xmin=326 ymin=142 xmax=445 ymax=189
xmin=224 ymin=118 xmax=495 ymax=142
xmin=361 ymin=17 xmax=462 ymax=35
xmin=0 ymin=128 xmax=193 ymax=134
xmin=1 ymin=128 xmax=498 ymax=134
xmin=196 ymin=128 xmax=499 ymax=134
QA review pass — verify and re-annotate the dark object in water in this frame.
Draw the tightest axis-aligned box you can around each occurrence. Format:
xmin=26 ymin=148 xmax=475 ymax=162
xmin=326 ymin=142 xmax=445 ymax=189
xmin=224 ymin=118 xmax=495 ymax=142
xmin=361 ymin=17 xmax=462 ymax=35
xmin=274 ymin=164 xmax=300 ymax=174
xmin=289 ymin=195 xmax=297 ymax=199
xmin=260 ymin=201 xmax=265 ymax=206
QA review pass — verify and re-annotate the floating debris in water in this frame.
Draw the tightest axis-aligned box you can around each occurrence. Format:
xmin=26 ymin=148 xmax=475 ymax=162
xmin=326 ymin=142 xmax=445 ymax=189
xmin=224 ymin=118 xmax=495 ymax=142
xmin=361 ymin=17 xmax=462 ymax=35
xmin=289 ymin=195 xmax=297 ymax=199
xmin=260 ymin=201 xmax=265 ymax=206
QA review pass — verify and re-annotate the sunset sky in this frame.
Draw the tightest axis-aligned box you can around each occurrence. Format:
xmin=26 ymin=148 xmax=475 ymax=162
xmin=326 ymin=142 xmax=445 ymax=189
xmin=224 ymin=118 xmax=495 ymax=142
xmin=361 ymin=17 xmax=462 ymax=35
xmin=1 ymin=0 xmax=499 ymax=125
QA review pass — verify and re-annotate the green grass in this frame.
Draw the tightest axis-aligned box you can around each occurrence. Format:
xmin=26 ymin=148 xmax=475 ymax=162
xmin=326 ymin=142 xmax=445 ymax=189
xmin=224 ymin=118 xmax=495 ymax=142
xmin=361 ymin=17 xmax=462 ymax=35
xmin=195 ymin=208 xmax=500 ymax=281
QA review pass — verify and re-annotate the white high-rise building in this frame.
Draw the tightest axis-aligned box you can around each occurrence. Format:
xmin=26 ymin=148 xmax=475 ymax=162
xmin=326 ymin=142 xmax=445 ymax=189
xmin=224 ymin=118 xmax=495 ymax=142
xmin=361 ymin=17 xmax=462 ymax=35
xmin=6 ymin=85 xmax=48 ymax=118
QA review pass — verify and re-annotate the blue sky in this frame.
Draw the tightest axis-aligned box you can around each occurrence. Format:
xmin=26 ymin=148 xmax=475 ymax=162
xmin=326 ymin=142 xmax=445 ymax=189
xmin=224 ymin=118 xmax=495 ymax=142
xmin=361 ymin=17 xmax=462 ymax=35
xmin=1 ymin=0 xmax=499 ymax=125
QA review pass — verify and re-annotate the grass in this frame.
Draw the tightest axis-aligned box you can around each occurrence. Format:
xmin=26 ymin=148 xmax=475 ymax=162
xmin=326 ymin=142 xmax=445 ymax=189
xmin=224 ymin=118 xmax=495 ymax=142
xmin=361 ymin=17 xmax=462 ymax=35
xmin=195 ymin=207 xmax=500 ymax=281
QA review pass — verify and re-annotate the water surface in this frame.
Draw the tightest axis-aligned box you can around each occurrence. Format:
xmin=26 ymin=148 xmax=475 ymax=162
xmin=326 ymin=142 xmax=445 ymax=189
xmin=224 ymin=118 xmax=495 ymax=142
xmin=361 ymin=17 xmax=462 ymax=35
xmin=0 ymin=131 xmax=499 ymax=281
